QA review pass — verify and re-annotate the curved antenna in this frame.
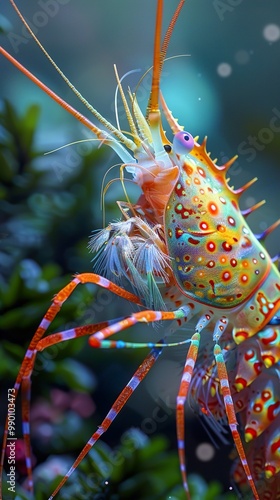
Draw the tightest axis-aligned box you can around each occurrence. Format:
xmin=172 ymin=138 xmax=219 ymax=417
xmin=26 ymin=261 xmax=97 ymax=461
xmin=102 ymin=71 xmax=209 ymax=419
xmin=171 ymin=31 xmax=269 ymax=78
xmin=8 ymin=0 xmax=136 ymax=152
xmin=0 ymin=46 xmax=135 ymax=165
xmin=114 ymin=66 xmax=141 ymax=135
xmin=44 ymin=139 xmax=98 ymax=155
xmin=161 ymin=0 xmax=186 ymax=67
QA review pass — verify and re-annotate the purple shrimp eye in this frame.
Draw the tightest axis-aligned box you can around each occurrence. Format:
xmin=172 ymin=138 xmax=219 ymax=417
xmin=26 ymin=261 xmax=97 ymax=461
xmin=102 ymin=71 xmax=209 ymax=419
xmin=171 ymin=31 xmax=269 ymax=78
xmin=172 ymin=131 xmax=194 ymax=155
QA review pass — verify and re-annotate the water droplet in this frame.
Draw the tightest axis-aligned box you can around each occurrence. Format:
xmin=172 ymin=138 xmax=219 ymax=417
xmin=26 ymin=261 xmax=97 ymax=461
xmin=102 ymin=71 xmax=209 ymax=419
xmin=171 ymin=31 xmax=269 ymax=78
xmin=196 ymin=442 xmax=215 ymax=461
xmin=263 ymin=24 xmax=280 ymax=42
xmin=217 ymin=62 xmax=232 ymax=78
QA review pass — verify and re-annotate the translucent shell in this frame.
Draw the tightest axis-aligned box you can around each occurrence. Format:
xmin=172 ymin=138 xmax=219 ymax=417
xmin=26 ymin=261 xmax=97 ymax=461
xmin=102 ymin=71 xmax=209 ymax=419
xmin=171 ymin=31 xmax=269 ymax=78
xmin=165 ymin=142 xmax=270 ymax=308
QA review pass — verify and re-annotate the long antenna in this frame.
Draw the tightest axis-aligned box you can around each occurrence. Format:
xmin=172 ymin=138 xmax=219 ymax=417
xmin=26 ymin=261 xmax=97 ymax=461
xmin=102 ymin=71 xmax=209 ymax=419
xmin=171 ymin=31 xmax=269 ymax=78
xmin=7 ymin=0 xmax=136 ymax=151
xmin=147 ymin=0 xmax=164 ymax=117
xmin=147 ymin=0 xmax=186 ymax=120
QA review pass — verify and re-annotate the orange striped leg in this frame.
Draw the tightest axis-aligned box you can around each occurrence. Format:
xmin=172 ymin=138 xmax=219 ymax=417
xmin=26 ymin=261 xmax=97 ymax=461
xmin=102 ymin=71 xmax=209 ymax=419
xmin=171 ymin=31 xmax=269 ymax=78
xmin=0 ymin=273 xmax=141 ymax=495
xmin=36 ymin=321 xmax=116 ymax=351
xmin=176 ymin=332 xmax=200 ymax=500
xmin=214 ymin=344 xmax=260 ymax=500
xmin=48 ymin=345 xmax=163 ymax=499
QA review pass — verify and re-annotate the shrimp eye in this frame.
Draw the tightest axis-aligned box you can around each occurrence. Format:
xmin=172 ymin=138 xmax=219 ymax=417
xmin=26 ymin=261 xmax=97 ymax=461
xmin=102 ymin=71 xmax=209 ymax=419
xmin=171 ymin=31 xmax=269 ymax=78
xmin=173 ymin=130 xmax=194 ymax=155
xmin=164 ymin=144 xmax=172 ymax=153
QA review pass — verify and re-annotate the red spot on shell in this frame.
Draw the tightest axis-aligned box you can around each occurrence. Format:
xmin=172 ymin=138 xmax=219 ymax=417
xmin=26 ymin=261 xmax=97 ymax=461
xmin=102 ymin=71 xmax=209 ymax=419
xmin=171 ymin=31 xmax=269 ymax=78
xmin=254 ymin=362 xmax=263 ymax=374
xmin=175 ymin=204 xmax=195 ymax=219
xmin=175 ymin=183 xmax=185 ymax=197
xmin=183 ymin=281 xmax=192 ymax=290
xmin=197 ymin=167 xmax=206 ymax=177
xmin=186 ymin=165 xmax=194 ymax=175
xmin=267 ymin=401 xmax=280 ymax=421
xmin=260 ymin=329 xmax=277 ymax=345
xmin=200 ymin=221 xmax=208 ymax=230
xmin=222 ymin=271 xmax=231 ymax=281
xmin=235 ymin=330 xmax=248 ymax=341
xmin=222 ymin=241 xmax=232 ymax=252
xmin=235 ymin=399 xmax=245 ymax=410
xmin=253 ymin=404 xmax=262 ymax=413
xmin=234 ymin=377 xmax=247 ymax=390
xmin=208 ymin=202 xmax=218 ymax=215
xmin=262 ymin=391 xmax=271 ymax=401
xmin=245 ymin=427 xmax=258 ymax=439
xmin=207 ymin=241 xmax=216 ymax=252
xmin=175 ymin=227 xmax=184 ymax=239
xmin=230 ymin=258 xmax=237 ymax=267
xmin=188 ymin=237 xmax=200 ymax=245
xmin=245 ymin=349 xmax=254 ymax=361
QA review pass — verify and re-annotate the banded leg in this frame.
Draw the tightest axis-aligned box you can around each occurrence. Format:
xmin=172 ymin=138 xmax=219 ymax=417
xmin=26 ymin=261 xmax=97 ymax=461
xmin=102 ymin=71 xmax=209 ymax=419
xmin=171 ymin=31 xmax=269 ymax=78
xmin=18 ymin=305 xmax=191 ymax=494
xmin=0 ymin=273 xmax=142 ymax=495
xmin=214 ymin=345 xmax=260 ymax=500
xmin=175 ymin=312 xmax=216 ymax=498
xmin=49 ymin=345 xmax=163 ymax=500
xmin=176 ymin=332 xmax=200 ymax=500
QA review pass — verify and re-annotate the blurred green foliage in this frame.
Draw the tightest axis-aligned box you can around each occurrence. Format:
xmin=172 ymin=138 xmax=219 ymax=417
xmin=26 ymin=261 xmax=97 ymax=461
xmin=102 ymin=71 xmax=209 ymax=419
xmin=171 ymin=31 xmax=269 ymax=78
xmin=2 ymin=429 xmax=236 ymax=500
xmin=0 ymin=99 xmax=106 ymax=339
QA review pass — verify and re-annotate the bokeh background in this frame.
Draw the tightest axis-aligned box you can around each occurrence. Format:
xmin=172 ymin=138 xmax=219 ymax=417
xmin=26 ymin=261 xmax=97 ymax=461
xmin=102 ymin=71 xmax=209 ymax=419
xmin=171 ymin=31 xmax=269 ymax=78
xmin=0 ymin=1 xmax=279 ymax=498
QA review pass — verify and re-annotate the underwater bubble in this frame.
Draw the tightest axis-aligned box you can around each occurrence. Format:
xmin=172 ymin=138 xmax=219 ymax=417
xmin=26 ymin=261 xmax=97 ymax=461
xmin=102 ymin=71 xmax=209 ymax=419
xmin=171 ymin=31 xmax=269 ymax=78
xmin=196 ymin=442 xmax=215 ymax=461
xmin=263 ymin=23 xmax=280 ymax=42
xmin=235 ymin=50 xmax=250 ymax=65
xmin=217 ymin=62 xmax=232 ymax=78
